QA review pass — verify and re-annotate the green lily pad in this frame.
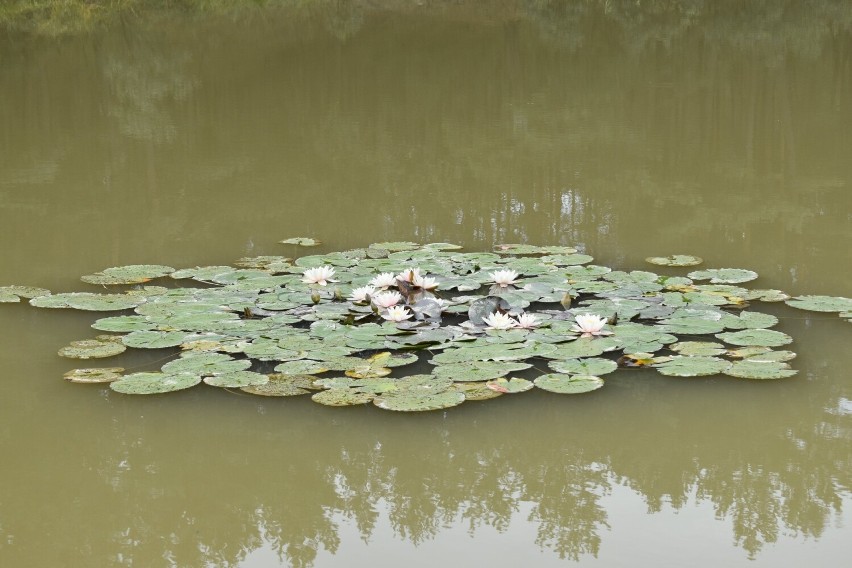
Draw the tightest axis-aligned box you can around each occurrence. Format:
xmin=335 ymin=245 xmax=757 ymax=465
xmin=485 ymin=377 xmax=534 ymax=393
xmin=280 ymin=237 xmax=321 ymax=246
xmin=203 ymin=371 xmax=269 ymax=388
xmin=543 ymin=337 xmax=619 ymax=360
xmin=743 ymin=289 xmax=791 ymax=302
xmin=110 ymin=372 xmax=201 ymax=394
xmin=368 ymin=241 xmax=420 ymax=252
xmin=726 ymin=346 xmax=771 ymax=358
xmin=533 ymin=374 xmax=604 ymax=394
xmin=715 ymin=329 xmax=793 ymax=347
xmin=670 ymin=341 xmax=726 ymax=357
xmin=645 ymin=255 xmax=703 ymax=267
xmin=785 ymin=295 xmax=852 ymax=313
xmin=312 ymin=388 xmax=374 ymax=406
xmin=91 ymin=315 xmax=157 ymax=332
xmin=273 ymin=360 xmax=330 ymax=375
xmin=0 ymin=285 xmax=52 ymax=300
xmin=548 ymin=357 xmax=618 ymax=376
xmin=494 ymin=244 xmax=578 ymax=255
xmin=687 ymin=268 xmax=758 ymax=284
xmin=81 ymin=265 xmax=175 ymax=285
xmin=373 ymin=390 xmax=465 ymax=411
xmin=240 ymin=374 xmax=316 ymax=396
xmin=724 ymin=360 xmax=798 ymax=379
xmin=58 ymin=339 xmax=127 ymax=359
xmin=723 ymin=311 xmax=779 ymax=330
xmin=63 ymin=367 xmax=124 ymax=383
xmin=162 ymin=353 xmax=251 ymax=375
xmin=654 ymin=356 xmax=732 ymax=377
xmin=122 ymin=330 xmax=189 ymax=349
xmin=30 ymin=292 xmax=142 ymax=311
xmin=744 ymin=350 xmax=796 ymax=363
xmin=451 ymin=382 xmax=504 ymax=400
xmin=433 ymin=361 xmax=532 ymax=382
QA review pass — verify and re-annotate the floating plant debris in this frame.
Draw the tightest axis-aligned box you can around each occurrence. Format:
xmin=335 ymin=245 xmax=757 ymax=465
xmin=3 ymin=242 xmax=850 ymax=411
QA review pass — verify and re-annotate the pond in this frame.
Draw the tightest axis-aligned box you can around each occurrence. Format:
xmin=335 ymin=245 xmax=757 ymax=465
xmin=0 ymin=2 xmax=850 ymax=566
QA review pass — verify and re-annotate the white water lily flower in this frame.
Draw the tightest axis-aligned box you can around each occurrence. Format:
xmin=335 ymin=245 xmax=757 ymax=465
xmin=381 ymin=305 xmax=412 ymax=322
xmin=348 ymin=285 xmax=376 ymax=303
xmin=302 ymin=265 xmax=336 ymax=286
xmin=396 ymin=268 xmax=422 ymax=284
xmin=482 ymin=312 xmax=517 ymax=330
xmin=570 ymin=313 xmax=612 ymax=337
xmin=412 ymin=274 xmax=439 ymax=290
xmin=369 ymin=272 xmax=397 ymax=290
xmin=372 ymin=290 xmax=403 ymax=309
xmin=490 ymin=269 xmax=519 ymax=287
xmin=515 ymin=313 xmax=540 ymax=329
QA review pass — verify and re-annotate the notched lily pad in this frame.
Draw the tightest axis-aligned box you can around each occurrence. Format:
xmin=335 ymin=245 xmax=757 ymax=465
xmin=654 ymin=356 xmax=731 ymax=377
xmin=373 ymin=390 xmax=465 ymax=411
xmin=785 ymin=295 xmax=852 ymax=313
xmin=312 ymin=388 xmax=374 ymax=406
xmin=486 ymin=377 xmax=534 ymax=393
xmin=64 ymin=367 xmax=124 ymax=383
xmin=240 ymin=374 xmax=317 ymax=396
xmin=715 ymin=329 xmax=793 ymax=347
xmin=110 ymin=372 xmax=201 ymax=394
xmin=724 ymin=360 xmax=798 ymax=380
xmin=534 ymin=374 xmax=604 ymax=394
xmin=0 ymin=285 xmax=52 ymax=301
xmin=203 ymin=371 xmax=269 ymax=388
xmin=645 ymin=255 xmax=703 ymax=267
xmin=81 ymin=265 xmax=175 ymax=285
xmin=280 ymin=237 xmax=321 ymax=246
xmin=58 ymin=339 xmax=126 ymax=359
xmin=548 ymin=357 xmax=618 ymax=376
xmin=687 ymin=268 xmax=758 ymax=284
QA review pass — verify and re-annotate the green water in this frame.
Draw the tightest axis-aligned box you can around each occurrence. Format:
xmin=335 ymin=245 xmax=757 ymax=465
xmin=1 ymin=3 xmax=850 ymax=566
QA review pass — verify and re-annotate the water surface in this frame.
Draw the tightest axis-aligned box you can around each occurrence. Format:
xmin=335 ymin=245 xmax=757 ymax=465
xmin=1 ymin=2 xmax=850 ymax=566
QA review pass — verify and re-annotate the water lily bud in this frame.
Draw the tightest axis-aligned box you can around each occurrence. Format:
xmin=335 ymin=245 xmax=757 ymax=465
xmin=311 ymin=291 xmax=321 ymax=304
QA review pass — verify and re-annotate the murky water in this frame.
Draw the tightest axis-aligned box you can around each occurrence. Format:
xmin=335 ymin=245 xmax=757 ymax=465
xmin=1 ymin=3 xmax=850 ymax=566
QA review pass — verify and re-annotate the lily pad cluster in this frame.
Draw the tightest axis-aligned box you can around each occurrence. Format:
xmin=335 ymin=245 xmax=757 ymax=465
xmin=3 ymin=242 xmax=850 ymax=411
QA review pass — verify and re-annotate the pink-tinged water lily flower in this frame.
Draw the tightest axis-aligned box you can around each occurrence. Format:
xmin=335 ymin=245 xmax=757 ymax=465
xmin=514 ymin=313 xmax=540 ymax=329
xmin=348 ymin=285 xmax=376 ymax=303
xmin=372 ymin=290 xmax=403 ymax=309
xmin=396 ymin=268 xmax=422 ymax=284
xmin=412 ymin=274 xmax=439 ymax=290
xmin=482 ymin=312 xmax=517 ymax=330
xmin=381 ymin=305 xmax=412 ymax=322
xmin=369 ymin=272 xmax=397 ymax=290
xmin=302 ymin=266 xmax=336 ymax=286
xmin=490 ymin=269 xmax=519 ymax=287
xmin=571 ymin=313 xmax=612 ymax=337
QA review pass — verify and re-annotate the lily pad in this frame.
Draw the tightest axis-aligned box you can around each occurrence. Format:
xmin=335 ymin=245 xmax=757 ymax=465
xmin=645 ymin=255 xmax=703 ymax=267
xmin=110 ymin=372 xmax=201 ymax=394
xmin=449 ymin=382 xmax=500 ymax=401
xmin=240 ymin=374 xmax=316 ymax=396
xmin=654 ymin=356 xmax=732 ymax=377
xmin=0 ymin=285 xmax=52 ymax=300
xmin=122 ymin=330 xmax=189 ymax=349
xmin=312 ymin=388 xmax=374 ymax=406
xmin=162 ymin=353 xmax=251 ymax=375
xmin=280 ymin=237 xmax=321 ymax=246
xmin=30 ymin=292 xmax=142 ymax=311
xmin=533 ymin=374 xmax=604 ymax=394
xmin=81 ymin=265 xmax=175 ymax=285
xmin=203 ymin=371 xmax=269 ymax=388
xmin=58 ymin=339 xmax=126 ymax=359
xmin=63 ymin=367 xmax=124 ymax=383
xmin=273 ymin=360 xmax=330 ymax=375
xmin=687 ymin=268 xmax=758 ymax=284
xmin=548 ymin=358 xmax=618 ymax=376
xmin=724 ymin=360 xmax=798 ymax=380
xmin=670 ymin=341 xmax=726 ymax=357
xmin=785 ymin=295 xmax=852 ymax=313
xmin=485 ymin=377 xmax=534 ymax=393
xmin=715 ymin=329 xmax=793 ymax=347
xmin=433 ymin=361 xmax=532 ymax=382
xmin=373 ymin=390 xmax=465 ymax=411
